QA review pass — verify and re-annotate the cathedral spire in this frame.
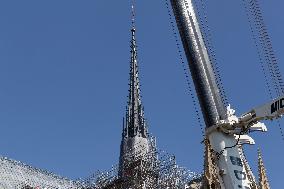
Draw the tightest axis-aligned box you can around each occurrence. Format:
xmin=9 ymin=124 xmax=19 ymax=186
xmin=258 ymin=149 xmax=270 ymax=189
xmin=123 ymin=13 xmax=147 ymax=139
xmin=119 ymin=5 xmax=150 ymax=177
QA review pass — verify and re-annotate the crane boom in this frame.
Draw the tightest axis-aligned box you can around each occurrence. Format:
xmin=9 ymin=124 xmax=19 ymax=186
xmin=251 ymin=96 xmax=284 ymax=121
xmin=169 ymin=0 xmax=264 ymax=188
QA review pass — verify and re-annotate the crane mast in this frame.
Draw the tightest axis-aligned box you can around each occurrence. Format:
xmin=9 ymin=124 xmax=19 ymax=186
xmin=170 ymin=0 xmax=253 ymax=188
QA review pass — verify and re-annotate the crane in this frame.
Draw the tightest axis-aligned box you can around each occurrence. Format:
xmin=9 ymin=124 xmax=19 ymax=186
xmin=169 ymin=0 xmax=283 ymax=188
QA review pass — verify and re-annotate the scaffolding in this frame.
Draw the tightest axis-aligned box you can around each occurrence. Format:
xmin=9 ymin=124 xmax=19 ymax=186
xmin=0 ymin=146 xmax=201 ymax=189
xmin=81 ymin=140 xmax=201 ymax=189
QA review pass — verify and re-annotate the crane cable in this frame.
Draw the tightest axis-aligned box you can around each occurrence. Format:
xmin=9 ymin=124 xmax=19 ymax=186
xmin=248 ymin=0 xmax=282 ymax=95
xmin=242 ymin=0 xmax=284 ymax=141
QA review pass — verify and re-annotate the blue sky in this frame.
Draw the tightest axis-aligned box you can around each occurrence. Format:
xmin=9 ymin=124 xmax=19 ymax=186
xmin=0 ymin=0 xmax=283 ymax=187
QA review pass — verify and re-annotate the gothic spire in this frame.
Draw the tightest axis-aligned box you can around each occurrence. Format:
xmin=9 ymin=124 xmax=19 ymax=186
xmin=118 ymin=5 xmax=150 ymax=177
xmin=122 ymin=23 xmax=148 ymax=139
xmin=258 ymin=149 xmax=270 ymax=189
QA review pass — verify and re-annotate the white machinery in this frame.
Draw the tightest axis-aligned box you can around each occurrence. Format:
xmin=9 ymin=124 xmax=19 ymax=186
xmin=169 ymin=0 xmax=283 ymax=188
xmin=207 ymin=95 xmax=284 ymax=138
xmin=204 ymin=96 xmax=284 ymax=189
